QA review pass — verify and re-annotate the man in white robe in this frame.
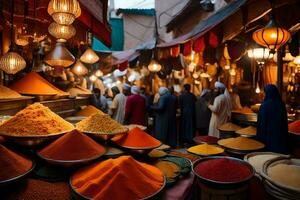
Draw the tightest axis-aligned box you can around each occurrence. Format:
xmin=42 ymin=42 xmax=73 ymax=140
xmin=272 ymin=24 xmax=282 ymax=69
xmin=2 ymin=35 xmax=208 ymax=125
xmin=208 ymin=81 xmax=232 ymax=137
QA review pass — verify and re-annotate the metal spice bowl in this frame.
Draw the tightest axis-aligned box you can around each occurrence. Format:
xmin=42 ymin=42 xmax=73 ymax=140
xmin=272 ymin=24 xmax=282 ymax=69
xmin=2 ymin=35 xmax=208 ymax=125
xmin=69 ymin=175 xmax=166 ymax=200
xmin=261 ymin=157 xmax=300 ymax=199
xmin=0 ymin=131 xmax=67 ymax=147
xmin=192 ymin=156 xmax=255 ymax=189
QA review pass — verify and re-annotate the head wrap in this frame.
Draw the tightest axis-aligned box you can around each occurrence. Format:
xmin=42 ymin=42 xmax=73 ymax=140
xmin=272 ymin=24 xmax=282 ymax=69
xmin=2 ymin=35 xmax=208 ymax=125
xmin=214 ymin=81 xmax=226 ymax=89
xmin=131 ymin=86 xmax=140 ymax=94
xmin=200 ymin=89 xmax=210 ymax=97
xmin=158 ymin=87 xmax=169 ymax=96
xmin=123 ymin=83 xmax=131 ymax=91
xmin=215 ymin=81 xmax=232 ymax=118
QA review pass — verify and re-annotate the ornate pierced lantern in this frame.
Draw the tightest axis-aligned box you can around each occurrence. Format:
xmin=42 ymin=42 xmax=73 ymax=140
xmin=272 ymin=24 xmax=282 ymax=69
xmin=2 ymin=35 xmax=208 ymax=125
xmin=48 ymin=0 xmax=81 ymax=25
xmin=48 ymin=22 xmax=76 ymax=42
xmin=148 ymin=60 xmax=161 ymax=72
xmin=44 ymin=42 xmax=75 ymax=67
xmin=80 ymin=48 xmax=100 ymax=64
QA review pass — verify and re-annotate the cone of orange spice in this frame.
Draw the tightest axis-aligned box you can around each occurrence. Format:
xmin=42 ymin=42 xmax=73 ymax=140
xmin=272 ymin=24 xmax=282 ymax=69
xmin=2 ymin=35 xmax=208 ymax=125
xmin=38 ymin=130 xmax=105 ymax=161
xmin=71 ymin=156 xmax=164 ymax=200
xmin=112 ymin=127 xmax=161 ymax=149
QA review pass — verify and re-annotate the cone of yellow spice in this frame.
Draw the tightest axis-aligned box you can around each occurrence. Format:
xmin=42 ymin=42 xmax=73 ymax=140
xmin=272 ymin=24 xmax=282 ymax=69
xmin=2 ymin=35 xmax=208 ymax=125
xmin=218 ymin=137 xmax=265 ymax=151
xmin=187 ymin=143 xmax=224 ymax=156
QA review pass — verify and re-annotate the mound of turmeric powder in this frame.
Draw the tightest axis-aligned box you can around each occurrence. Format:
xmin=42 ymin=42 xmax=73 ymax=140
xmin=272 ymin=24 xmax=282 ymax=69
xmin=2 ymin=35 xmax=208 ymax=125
xmin=0 ymin=103 xmax=74 ymax=136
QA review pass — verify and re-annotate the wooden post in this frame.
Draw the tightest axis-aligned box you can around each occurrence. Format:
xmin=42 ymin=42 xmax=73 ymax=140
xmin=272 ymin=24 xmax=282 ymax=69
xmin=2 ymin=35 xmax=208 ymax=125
xmin=277 ymin=47 xmax=284 ymax=93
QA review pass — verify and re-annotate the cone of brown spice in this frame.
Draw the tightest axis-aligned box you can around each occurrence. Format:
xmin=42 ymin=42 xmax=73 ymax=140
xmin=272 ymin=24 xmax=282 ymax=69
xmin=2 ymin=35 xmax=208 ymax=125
xmin=38 ymin=130 xmax=106 ymax=161
xmin=0 ymin=144 xmax=33 ymax=182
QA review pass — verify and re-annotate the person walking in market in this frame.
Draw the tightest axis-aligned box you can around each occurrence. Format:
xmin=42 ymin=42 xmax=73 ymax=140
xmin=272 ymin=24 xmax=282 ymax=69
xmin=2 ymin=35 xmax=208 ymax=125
xmin=110 ymin=86 xmax=126 ymax=124
xmin=91 ymin=88 xmax=108 ymax=113
xmin=208 ymin=81 xmax=232 ymax=138
xmin=195 ymin=89 xmax=212 ymax=135
xmin=179 ymin=84 xmax=196 ymax=144
xmin=151 ymin=87 xmax=177 ymax=147
xmin=125 ymin=86 xmax=146 ymax=126
xmin=256 ymin=84 xmax=289 ymax=154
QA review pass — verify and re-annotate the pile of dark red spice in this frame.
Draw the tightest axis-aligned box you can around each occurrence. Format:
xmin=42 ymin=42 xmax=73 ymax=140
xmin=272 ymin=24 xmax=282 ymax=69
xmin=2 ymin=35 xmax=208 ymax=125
xmin=194 ymin=158 xmax=252 ymax=182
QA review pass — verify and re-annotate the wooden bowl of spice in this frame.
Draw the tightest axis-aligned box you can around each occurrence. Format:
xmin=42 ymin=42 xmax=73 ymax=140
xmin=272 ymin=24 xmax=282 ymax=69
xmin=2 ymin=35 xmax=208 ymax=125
xmin=193 ymin=156 xmax=255 ymax=189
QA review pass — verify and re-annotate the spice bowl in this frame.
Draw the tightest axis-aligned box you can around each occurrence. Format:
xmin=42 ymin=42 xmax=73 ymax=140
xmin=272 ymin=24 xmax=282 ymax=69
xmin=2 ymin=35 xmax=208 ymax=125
xmin=192 ymin=156 xmax=255 ymax=189
xmin=260 ymin=157 xmax=300 ymax=199
xmin=0 ymin=131 xmax=67 ymax=147
xmin=83 ymin=128 xmax=128 ymax=142
xmin=0 ymin=160 xmax=35 ymax=186
xmin=37 ymin=149 xmax=106 ymax=168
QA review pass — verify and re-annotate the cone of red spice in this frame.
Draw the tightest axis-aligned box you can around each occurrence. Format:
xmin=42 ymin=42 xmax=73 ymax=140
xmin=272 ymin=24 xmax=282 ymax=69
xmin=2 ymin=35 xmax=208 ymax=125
xmin=0 ymin=144 xmax=33 ymax=182
xmin=111 ymin=127 xmax=161 ymax=149
xmin=289 ymin=120 xmax=300 ymax=135
xmin=38 ymin=130 xmax=105 ymax=161
xmin=193 ymin=136 xmax=219 ymax=144
xmin=194 ymin=157 xmax=253 ymax=183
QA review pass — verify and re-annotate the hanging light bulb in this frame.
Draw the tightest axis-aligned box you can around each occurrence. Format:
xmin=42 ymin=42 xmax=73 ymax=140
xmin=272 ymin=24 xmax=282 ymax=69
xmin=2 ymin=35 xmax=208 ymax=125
xmin=95 ymin=69 xmax=103 ymax=77
xmin=48 ymin=0 xmax=81 ymax=25
xmin=72 ymin=59 xmax=88 ymax=76
xmin=255 ymin=83 xmax=261 ymax=94
xmin=89 ymin=74 xmax=97 ymax=82
xmin=44 ymin=42 xmax=75 ymax=67
xmin=188 ymin=62 xmax=196 ymax=72
xmin=229 ymin=68 xmax=236 ymax=76
xmin=80 ymin=47 xmax=99 ymax=64
xmin=148 ymin=60 xmax=162 ymax=72
xmin=294 ymin=55 xmax=300 ymax=65
xmin=48 ymin=22 xmax=76 ymax=42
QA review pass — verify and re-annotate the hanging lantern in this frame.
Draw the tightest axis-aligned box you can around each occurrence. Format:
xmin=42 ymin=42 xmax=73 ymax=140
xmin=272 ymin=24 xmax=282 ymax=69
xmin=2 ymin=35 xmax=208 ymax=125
xmin=72 ymin=59 xmax=88 ymax=76
xmin=48 ymin=22 xmax=76 ymax=42
xmin=229 ymin=68 xmax=236 ymax=76
xmin=80 ymin=47 xmax=99 ymax=64
xmin=252 ymin=16 xmax=290 ymax=53
xmin=188 ymin=62 xmax=196 ymax=72
xmin=48 ymin=0 xmax=81 ymax=25
xmin=192 ymin=71 xmax=199 ymax=79
xmin=0 ymin=52 xmax=26 ymax=74
xmin=95 ymin=69 xmax=103 ymax=77
xmin=0 ymin=0 xmax=26 ymax=74
xmin=89 ymin=74 xmax=97 ymax=82
xmin=148 ymin=59 xmax=162 ymax=72
xmin=44 ymin=42 xmax=75 ymax=67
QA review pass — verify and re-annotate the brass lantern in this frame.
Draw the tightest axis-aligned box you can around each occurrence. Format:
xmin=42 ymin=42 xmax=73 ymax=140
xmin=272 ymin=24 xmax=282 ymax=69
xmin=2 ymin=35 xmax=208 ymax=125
xmin=44 ymin=42 xmax=75 ymax=67
xmin=0 ymin=52 xmax=26 ymax=74
xmin=80 ymin=47 xmax=100 ymax=64
xmin=252 ymin=16 xmax=290 ymax=53
xmin=48 ymin=22 xmax=76 ymax=42
xmin=72 ymin=59 xmax=88 ymax=76
xmin=148 ymin=60 xmax=162 ymax=72
xmin=48 ymin=0 xmax=81 ymax=25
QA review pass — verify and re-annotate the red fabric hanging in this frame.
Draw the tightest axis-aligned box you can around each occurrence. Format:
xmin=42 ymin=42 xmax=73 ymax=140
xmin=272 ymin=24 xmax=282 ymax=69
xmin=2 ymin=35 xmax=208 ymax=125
xmin=170 ymin=45 xmax=180 ymax=57
xmin=193 ymin=37 xmax=205 ymax=53
xmin=183 ymin=41 xmax=192 ymax=56
xmin=118 ymin=61 xmax=128 ymax=71
xmin=208 ymin=31 xmax=219 ymax=48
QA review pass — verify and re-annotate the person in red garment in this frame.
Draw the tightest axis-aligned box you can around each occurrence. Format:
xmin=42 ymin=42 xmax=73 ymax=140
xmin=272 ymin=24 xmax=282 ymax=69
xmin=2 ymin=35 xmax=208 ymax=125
xmin=125 ymin=86 xmax=146 ymax=126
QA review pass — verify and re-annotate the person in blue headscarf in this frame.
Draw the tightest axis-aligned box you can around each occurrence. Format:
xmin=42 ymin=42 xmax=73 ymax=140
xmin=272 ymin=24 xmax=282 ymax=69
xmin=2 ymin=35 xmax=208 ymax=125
xmin=257 ymin=84 xmax=289 ymax=154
